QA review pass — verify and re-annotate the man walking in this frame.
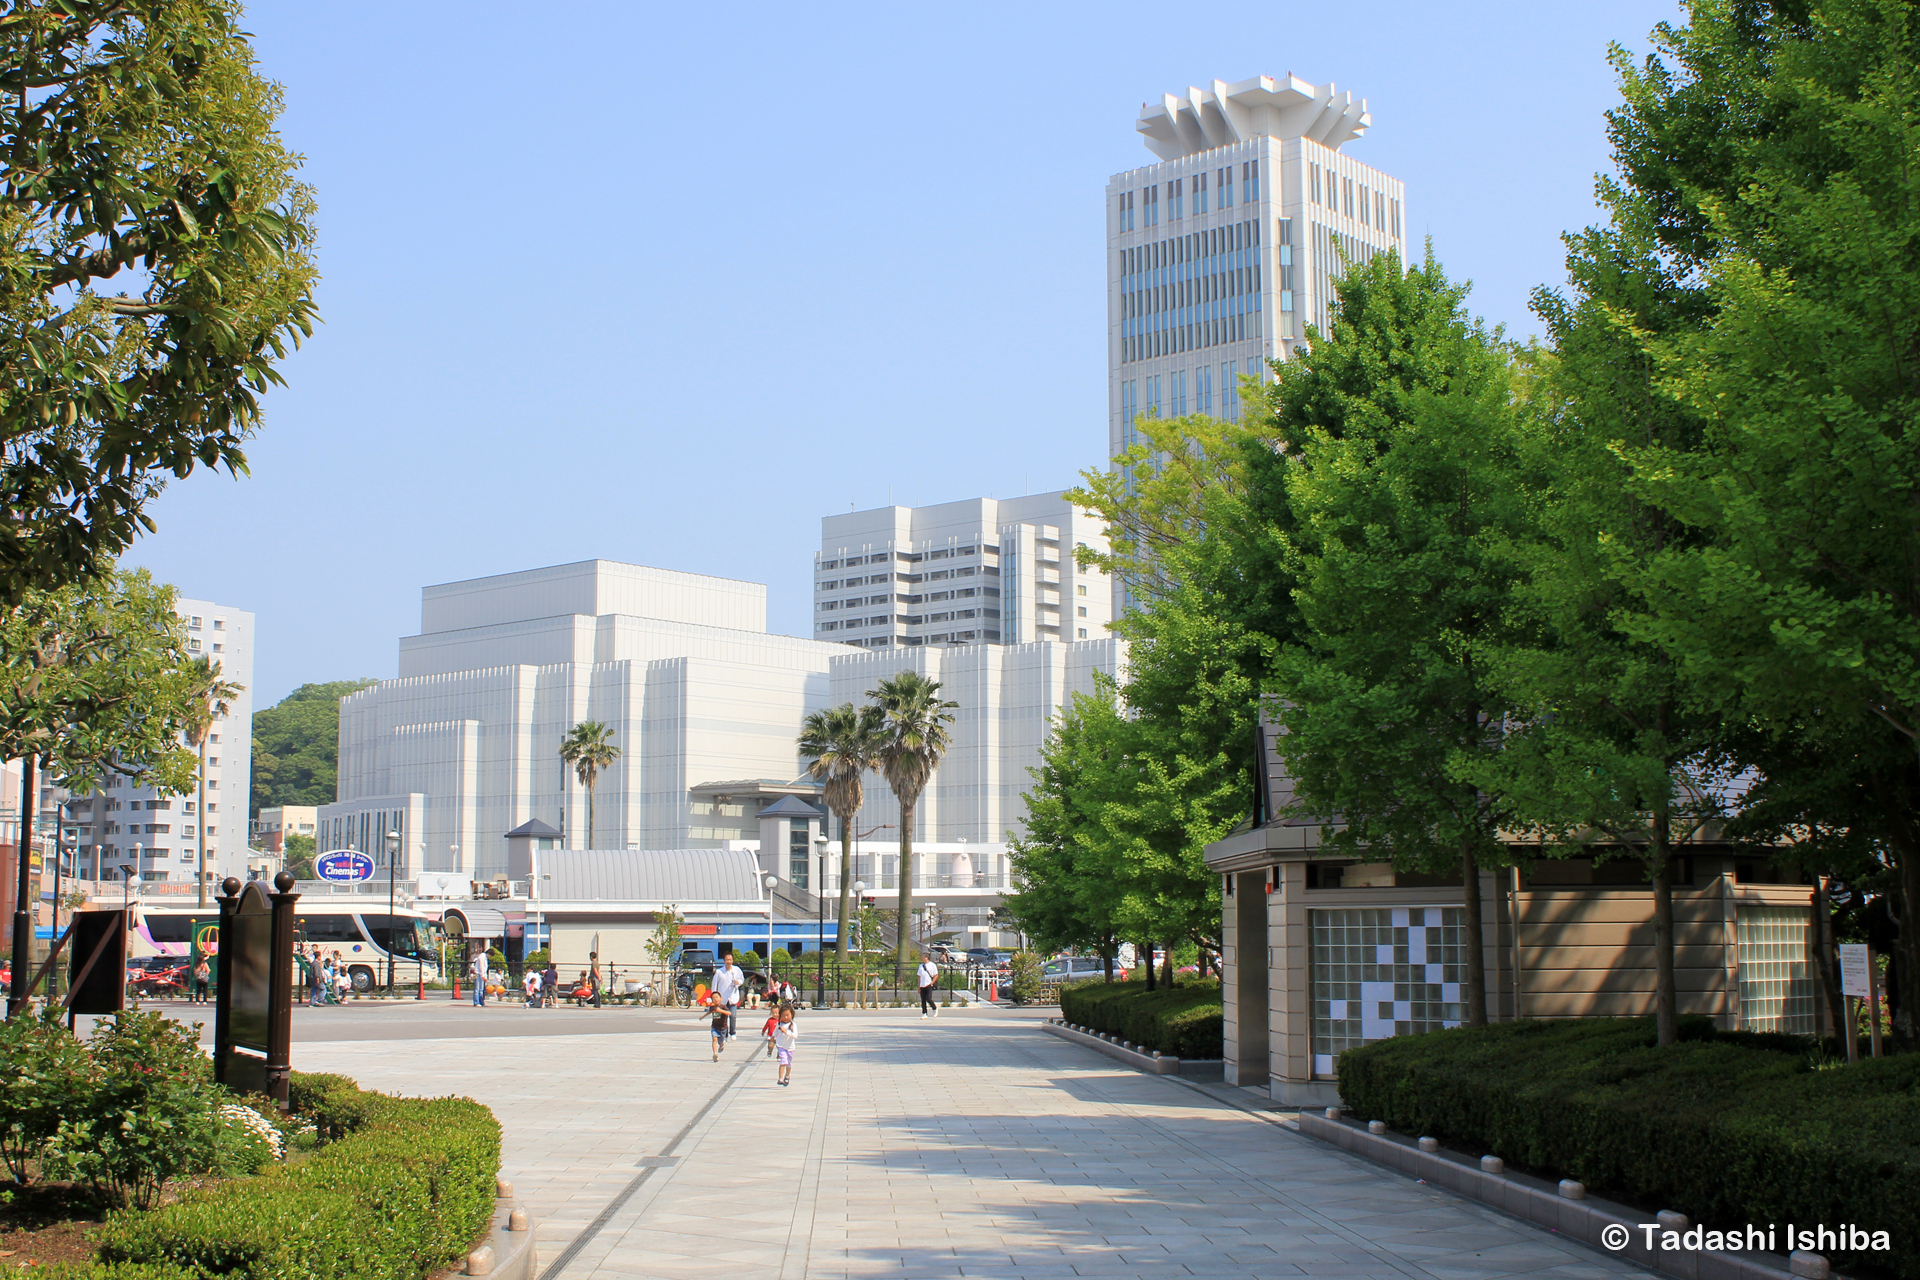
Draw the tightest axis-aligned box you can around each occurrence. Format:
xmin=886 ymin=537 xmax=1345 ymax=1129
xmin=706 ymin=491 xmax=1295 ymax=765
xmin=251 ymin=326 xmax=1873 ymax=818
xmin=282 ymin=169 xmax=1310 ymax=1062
xmin=471 ymin=948 xmax=489 ymax=1007
xmin=713 ymin=952 xmax=743 ymax=1039
xmin=917 ymin=951 xmax=941 ymax=1018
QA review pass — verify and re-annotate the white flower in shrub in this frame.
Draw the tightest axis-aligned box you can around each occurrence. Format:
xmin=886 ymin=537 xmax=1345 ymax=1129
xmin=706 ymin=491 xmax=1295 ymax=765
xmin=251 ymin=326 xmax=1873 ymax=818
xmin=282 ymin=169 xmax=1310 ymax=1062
xmin=220 ymin=1103 xmax=284 ymax=1160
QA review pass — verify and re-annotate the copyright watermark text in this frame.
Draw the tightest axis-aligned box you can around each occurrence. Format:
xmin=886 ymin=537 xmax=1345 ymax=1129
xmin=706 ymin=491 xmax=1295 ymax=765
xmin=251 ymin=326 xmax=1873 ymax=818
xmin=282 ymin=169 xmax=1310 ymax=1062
xmin=1600 ymin=1223 xmax=1890 ymax=1254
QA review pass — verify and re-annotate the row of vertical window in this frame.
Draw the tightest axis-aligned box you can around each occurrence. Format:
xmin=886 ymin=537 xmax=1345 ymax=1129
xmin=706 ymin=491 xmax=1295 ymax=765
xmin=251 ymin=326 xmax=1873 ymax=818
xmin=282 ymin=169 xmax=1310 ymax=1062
xmin=1119 ymin=361 xmax=1244 ymax=444
xmin=1116 ymin=160 xmax=1259 ymax=231
xmin=1120 ymin=221 xmax=1293 ymax=363
xmin=1309 ymin=162 xmax=1403 ymax=241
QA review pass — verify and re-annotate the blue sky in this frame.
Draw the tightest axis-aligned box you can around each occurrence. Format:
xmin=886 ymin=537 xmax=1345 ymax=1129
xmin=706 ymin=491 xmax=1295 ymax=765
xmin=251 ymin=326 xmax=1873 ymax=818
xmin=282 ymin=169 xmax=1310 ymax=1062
xmin=126 ymin=0 xmax=1685 ymax=706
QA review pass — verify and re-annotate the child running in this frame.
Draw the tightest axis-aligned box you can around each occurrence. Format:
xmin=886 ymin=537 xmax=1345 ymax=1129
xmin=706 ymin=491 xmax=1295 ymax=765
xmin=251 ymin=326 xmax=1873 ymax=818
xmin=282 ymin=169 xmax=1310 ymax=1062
xmin=762 ymin=1005 xmax=781 ymax=1058
xmin=709 ymin=995 xmax=730 ymax=1062
xmin=773 ymin=1006 xmax=798 ymax=1086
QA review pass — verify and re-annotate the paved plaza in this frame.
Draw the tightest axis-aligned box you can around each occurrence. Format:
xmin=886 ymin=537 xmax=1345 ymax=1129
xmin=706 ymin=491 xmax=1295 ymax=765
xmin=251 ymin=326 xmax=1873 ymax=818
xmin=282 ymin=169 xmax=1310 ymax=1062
xmin=295 ymin=1005 xmax=1641 ymax=1280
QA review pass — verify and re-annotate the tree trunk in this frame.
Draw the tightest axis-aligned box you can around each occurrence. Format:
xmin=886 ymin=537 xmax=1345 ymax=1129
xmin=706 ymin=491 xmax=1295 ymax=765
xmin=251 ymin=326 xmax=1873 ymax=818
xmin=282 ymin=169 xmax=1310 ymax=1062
xmin=1162 ymin=944 xmax=1174 ymax=988
xmin=1462 ymin=844 xmax=1487 ymax=1026
xmin=1813 ymin=875 xmax=1843 ymax=1041
xmin=196 ymin=738 xmax=208 ymax=908
xmin=835 ymin=813 xmax=853 ymax=962
xmin=1144 ymin=941 xmax=1157 ymax=992
xmin=1103 ymin=936 xmax=1114 ymax=982
xmin=586 ymin=781 xmax=595 ymax=850
xmin=895 ymin=799 xmax=915 ymax=983
xmin=1649 ymin=817 xmax=1678 ymax=1047
xmin=1892 ymin=820 xmax=1920 ymax=1048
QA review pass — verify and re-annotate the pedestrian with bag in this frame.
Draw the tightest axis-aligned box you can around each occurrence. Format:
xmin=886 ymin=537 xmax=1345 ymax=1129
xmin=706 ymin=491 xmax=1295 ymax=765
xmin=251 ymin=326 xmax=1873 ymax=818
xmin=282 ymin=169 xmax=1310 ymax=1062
xmin=713 ymin=952 xmax=744 ymax=1039
xmin=917 ymin=952 xmax=941 ymax=1018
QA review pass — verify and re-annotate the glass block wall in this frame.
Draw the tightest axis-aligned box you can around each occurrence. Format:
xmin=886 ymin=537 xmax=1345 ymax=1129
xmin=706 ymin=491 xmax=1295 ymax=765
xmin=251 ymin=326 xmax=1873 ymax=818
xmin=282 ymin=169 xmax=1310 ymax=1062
xmin=1736 ymin=905 xmax=1815 ymax=1035
xmin=1310 ymin=906 xmax=1465 ymax=1077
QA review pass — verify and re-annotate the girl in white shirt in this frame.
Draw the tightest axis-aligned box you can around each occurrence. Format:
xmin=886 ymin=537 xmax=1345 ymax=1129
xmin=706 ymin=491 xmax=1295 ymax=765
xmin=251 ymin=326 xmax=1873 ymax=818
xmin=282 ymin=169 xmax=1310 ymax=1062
xmin=773 ymin=1008 xmax=798 ymax=1086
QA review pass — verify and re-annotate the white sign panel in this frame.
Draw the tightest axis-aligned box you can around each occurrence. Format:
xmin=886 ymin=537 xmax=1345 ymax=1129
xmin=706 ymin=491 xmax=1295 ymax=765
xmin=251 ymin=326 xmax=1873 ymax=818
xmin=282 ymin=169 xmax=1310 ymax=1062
xmin=1839 ymin=943 xmax=1872 ymax=998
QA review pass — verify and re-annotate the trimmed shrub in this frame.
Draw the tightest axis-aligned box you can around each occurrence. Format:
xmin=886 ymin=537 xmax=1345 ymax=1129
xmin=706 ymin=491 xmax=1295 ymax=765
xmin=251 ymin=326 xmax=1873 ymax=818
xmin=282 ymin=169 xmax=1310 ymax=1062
xmin=93 ymin=1071 xmax=500 ymax=1280
xmin=0 ymin=1007 xmax=97 ymax=1183
xmin=1336 ymin=1017 xmax=1920 ymax=1277
xmin=1059 ymin=979 xmax=1223 ymax=1059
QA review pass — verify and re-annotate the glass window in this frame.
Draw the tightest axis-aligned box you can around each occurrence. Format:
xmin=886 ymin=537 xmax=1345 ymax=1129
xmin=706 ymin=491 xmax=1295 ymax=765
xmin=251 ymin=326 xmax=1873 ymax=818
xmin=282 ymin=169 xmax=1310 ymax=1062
xmin=1736 ymin=906 xmax=1815 ymax=1034
xmin=1310 ymin=906 xmax=1465 ymax=1078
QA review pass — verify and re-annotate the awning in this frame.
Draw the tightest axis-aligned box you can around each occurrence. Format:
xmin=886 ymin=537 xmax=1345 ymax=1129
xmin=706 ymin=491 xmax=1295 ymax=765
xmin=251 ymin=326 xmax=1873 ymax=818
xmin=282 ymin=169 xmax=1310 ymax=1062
xmin=442 ymin=904 xmax=509 ymax=940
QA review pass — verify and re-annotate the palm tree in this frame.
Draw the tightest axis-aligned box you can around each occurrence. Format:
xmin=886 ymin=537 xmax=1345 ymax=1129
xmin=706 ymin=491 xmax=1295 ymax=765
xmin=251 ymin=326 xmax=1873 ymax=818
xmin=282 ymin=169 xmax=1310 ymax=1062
xmin=869 ymin=670 xmax=957 ymax=980
xmin=798 ymin=702 xmax=885 ymax=961
xmin=559 ymin=721 xmax=621 ymax=849
xmin=182 ymin=656 xmax=243 ymax=908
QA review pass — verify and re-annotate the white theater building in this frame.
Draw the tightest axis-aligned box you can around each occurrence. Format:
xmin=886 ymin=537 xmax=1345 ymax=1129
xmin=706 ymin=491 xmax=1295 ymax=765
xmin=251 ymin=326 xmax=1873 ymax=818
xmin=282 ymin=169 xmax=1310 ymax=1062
xmin=322 ymin=554 xmax=1124 ymax=931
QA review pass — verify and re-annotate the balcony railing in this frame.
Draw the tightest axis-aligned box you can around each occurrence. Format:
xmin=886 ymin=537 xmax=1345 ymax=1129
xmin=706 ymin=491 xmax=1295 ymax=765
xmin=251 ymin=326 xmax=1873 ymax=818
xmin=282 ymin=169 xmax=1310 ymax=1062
xmin=821 ymin=873 xmax=1008 ymax=893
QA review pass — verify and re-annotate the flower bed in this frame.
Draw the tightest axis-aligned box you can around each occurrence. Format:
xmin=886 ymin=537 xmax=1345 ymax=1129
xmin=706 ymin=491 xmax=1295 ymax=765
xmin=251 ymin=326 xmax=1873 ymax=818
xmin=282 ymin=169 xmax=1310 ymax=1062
xmin=1335 ymin=1016 xmax=1919 ymax=1277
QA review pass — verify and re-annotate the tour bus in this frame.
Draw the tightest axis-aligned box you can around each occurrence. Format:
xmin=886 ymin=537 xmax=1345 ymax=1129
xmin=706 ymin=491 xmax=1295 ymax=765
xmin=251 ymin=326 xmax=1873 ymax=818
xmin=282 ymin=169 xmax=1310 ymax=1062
xmin=130 ymin=899 xmax=442 ymax=992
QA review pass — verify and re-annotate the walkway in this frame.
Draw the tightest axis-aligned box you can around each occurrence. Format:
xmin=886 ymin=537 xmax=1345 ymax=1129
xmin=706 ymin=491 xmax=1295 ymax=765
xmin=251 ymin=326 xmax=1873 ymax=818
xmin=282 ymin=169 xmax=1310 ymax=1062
xmin=299 ymin=1008 xmax=1638 ymax=1279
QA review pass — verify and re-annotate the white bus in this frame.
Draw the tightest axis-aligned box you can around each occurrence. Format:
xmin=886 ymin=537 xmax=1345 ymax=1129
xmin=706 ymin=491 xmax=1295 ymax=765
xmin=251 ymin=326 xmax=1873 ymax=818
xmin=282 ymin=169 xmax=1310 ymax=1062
xmin=131 ymin=900 xmax=442 ymax=992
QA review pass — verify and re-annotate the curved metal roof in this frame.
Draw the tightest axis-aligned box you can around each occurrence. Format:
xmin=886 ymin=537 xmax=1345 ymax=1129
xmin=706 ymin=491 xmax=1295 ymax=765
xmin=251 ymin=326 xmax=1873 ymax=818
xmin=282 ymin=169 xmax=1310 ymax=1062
xmin=443 ymin=904 xmax=510 ymax=938
xmin=540 ymin=848 xmax=764 ymax=904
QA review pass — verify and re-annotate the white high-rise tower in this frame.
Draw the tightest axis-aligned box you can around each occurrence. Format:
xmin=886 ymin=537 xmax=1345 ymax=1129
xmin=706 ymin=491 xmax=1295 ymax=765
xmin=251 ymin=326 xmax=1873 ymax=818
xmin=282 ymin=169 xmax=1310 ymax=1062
xmin=1107 ymin=75 xmax=1407 ymax=460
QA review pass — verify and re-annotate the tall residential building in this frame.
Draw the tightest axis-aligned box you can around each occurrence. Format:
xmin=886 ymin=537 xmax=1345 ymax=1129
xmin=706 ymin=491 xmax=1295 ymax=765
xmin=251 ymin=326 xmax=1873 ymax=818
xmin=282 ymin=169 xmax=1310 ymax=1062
xmin=812 ymin=493 xmax=1111 ymax=650
xmin=1107 ymin=74 xmax=1407 ymax=460
xmin=69 ymin=597 xmax=256 ymax=883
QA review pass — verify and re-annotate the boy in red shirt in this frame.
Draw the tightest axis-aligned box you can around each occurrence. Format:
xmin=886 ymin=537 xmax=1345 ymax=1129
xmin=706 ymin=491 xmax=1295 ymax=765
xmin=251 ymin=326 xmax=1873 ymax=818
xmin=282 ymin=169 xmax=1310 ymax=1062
xmin=762 ymin=1005 xmax=781 ymax=1057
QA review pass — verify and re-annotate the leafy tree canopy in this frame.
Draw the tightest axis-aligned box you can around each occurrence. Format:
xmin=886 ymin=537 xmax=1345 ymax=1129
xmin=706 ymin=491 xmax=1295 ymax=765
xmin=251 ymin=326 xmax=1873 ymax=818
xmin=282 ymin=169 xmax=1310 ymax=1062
xmin=249 ymin=679 xmax=375 ymax=812
xmin=1 ymin=0 xmax=318 ymax=604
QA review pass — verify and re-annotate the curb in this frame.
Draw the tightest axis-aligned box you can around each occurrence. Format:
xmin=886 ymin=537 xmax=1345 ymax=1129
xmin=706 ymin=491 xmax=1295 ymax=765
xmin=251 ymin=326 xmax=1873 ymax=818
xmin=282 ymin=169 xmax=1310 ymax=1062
xmin=462 ymin=1178 xmax=537 ymax=1278
xmin=1294 ymin=1113 xmax=1841 ymax=1280
xmin=1041 ymin=1019 xmax=1225 ymax=1079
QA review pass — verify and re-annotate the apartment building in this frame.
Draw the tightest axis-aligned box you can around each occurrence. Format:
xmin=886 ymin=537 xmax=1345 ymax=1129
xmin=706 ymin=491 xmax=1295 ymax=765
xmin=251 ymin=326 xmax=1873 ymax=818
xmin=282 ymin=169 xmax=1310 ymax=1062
xmin=67 ymin=598 xmax=256 ymax=884
xmin=812 ymin=493 xmax=1111 ymax=650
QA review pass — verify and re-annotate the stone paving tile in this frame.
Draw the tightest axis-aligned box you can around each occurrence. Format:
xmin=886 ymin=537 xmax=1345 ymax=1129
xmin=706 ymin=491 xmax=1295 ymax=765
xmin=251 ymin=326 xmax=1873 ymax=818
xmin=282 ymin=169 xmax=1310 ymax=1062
xmin=301 ymin=1011 xmax=1647 ymax=1280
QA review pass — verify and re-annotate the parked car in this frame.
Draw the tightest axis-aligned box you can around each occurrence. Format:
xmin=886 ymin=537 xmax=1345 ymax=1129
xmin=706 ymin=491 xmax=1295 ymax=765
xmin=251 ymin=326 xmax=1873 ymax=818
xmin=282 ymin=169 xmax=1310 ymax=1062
xmin=995 ymin=956 xmax=1125 ymax=1002
xmin=964 ymin=948 xmax=1011 ymax=968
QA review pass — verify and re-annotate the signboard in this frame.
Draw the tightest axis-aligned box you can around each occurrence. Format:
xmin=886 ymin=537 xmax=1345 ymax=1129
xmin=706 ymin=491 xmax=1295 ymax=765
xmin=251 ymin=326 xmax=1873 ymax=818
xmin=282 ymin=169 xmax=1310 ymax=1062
xmin=229 ymin=884 xmax=274 ymax=1053
xmin=315 ymin=850 xmax=375 ymax=883
xmin=67 ymin=910 xmax=127 ymax=1016
xmin=190 ymin=919 xmax=219 ymax=988
xmin=1840 ymin=943 xmax=1872 ymax=998
xmin=681 ymin=924 xmax=718 ymax=936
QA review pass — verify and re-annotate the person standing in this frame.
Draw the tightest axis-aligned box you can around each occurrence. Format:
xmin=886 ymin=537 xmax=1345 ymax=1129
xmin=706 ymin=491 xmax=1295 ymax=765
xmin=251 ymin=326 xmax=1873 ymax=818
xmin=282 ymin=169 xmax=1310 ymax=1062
xmin=714 ymin=953 xmax=744 ymax=1039
xmin=471 ymin=948 xmax=489 ymax=1007
xmin=773 ymin=1007 xmax=798 ymax=1086
xmin=306 ymin=948 xmax=326 ymax=1008
xmin=589 ymin=951 xmax=603 ymax=1008
xmin=917 ymin=952 xmax=940 ymax=1018
xmin=542 ymin=960 xmax=559 ymax=1011
xmin=191 ymin=956 xmax=211 ymax=1005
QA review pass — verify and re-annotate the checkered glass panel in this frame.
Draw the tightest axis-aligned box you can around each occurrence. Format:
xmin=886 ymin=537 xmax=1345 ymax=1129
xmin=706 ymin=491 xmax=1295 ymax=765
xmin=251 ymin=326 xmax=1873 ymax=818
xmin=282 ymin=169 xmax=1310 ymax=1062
xmin=1736 ymin=906 xmax=1814 ymax=1035
xmin=1310 ymin=906 xmax=1465 ymax=1077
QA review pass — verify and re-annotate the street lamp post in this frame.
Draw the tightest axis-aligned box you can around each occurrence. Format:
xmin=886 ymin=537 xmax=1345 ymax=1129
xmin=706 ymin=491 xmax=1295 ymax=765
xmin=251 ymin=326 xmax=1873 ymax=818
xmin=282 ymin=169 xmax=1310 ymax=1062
xmin=384 ymin=829 xmax=399 ymax=994
xmin=852 ymin=880 xmax=866 ymax=1007
xmin=763 ymin=873 xmax=777 ymax=988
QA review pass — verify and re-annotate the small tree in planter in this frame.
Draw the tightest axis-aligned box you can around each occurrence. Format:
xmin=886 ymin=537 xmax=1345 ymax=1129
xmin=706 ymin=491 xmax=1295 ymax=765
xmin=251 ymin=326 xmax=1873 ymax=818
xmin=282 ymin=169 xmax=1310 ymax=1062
xmin=1008 ymin=951 xmax=1044 ymax=1005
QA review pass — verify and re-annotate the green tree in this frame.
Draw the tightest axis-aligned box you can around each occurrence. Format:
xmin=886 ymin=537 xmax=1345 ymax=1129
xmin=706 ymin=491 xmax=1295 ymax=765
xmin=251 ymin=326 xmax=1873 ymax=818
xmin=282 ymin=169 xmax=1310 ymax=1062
xmin=798 ymin=702 xmax=884 ymax=961
xmin=0 ymin=1 xmax=318 ymax=605
xmin=249 ymin=679 xmax=376 ymax=812
xmin=559 ymin=720 xmax=621 ymax=849
xmin=869 ymin=670 xmax=957 ymax=980
xmin=177 ymin=655 xmax=241 ymax=907
xmin=1004 ymin=688 xmax=1127 ymax=972
xmin=1 ymin=568 xmax=198 ymax=797
xmin=1569 ymin=0 xmax=1920 ymax=1038
xmin=1270 ymin=249 xmax=1534 ymax=1027
xmin=281 ymin=831 xmax=315 ymax=880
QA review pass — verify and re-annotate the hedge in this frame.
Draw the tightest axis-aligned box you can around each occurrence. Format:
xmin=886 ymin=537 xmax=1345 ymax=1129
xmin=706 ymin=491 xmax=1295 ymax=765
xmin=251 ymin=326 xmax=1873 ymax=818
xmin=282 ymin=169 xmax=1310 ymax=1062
xmin=1058 ymin=979 xmax=1223 ymax=1059
xmin=50 ymin=1071 xmax=501 ymax=1280
xmin=1336 ymin=1017 xmax=1919 ymax=1277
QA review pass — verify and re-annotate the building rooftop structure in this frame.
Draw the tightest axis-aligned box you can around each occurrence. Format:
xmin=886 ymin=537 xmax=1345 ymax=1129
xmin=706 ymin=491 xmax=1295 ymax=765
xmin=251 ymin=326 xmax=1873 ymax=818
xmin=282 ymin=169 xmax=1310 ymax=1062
xmin=537 ymin=847 xmax=767 ymax=905
xmin=1135 ymin=74 xmax=1371 ymax=160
